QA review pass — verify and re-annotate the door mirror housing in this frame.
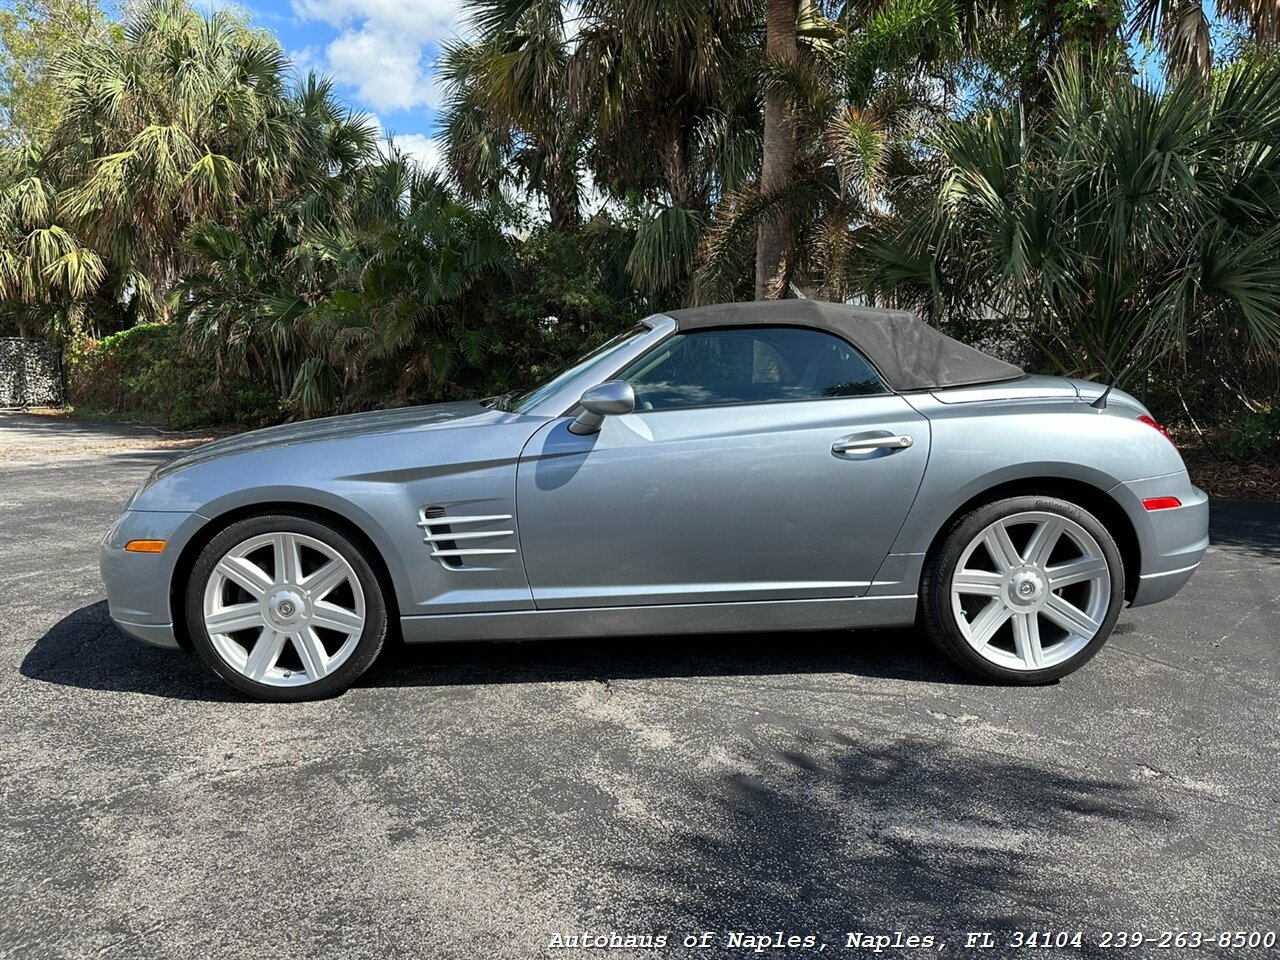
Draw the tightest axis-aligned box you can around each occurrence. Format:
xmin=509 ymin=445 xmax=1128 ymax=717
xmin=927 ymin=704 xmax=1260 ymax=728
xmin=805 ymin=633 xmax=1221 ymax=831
xmin=570 ymin=380 xmax=635 ymax=435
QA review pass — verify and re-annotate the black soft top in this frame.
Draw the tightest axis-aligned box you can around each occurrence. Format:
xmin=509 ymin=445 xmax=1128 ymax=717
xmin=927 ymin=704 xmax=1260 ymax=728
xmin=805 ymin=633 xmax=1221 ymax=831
xmin=663 ymin=300 xmax=1024 ymax=392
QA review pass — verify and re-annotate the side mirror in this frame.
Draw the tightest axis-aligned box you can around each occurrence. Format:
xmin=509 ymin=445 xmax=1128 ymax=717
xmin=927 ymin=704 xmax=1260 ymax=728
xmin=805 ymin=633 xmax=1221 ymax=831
xmin=570 ymin=380 xmax=635 ymax=435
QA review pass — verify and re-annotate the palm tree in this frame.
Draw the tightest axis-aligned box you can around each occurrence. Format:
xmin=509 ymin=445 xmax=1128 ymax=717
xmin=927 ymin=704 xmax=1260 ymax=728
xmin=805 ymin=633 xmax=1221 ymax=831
xmin=863 ymin=58 xmax=1280 ymax=381
xmin=439 ymin=0 xmax=584 ymax=232
xmin=568 ymin=0 xmax=760 ymax=302
xmin=303 ymin=165 xmax=517 ymax=412
xmin=0 ymin=0 xmax=387 ymax=402
xmin=443 ymin=0 xmax=761 ymax=303
xmin=176 ymin=213 xmax=314 ymax=403
xmin=757 ymin=0 xmax=800 ymax=299
xmin=0 ymin=141 xmax=112 ymax=338
xmin=1133 ymin=0 xmax=1280 ymax=77
xmin=697 ymin=0 xmax=978 ymax=303
xmin=43 ymin=1 xmax=284 ymax=315
xmin=1 ymin=0 xmax=376 ymax=322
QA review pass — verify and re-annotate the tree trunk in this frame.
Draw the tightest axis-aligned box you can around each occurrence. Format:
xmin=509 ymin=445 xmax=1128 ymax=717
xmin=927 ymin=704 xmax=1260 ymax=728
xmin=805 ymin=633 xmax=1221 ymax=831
xmin=543 ymin=139 xmax=582 ymax=232
xmin=652 ymin=112 xmax=693 ymax=209
xmin=1021 ymin=0 xmax=1124 ymax=114
xmin=547 ymin=173 xmax=581 ymax=232
xmin=755 ymin=0 xmax=799 ymax=300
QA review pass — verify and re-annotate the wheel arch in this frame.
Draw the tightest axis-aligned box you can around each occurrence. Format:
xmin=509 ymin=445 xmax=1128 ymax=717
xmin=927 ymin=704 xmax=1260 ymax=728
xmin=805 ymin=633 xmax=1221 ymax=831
xmin=920 ymin=477 xmax=1141 ymax=602
xmin=168 ymin=500 xmax=403 ymax=650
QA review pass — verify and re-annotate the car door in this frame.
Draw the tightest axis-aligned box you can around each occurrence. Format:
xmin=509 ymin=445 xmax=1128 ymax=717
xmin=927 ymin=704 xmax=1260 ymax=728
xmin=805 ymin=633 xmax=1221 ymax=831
xmin=514 ymin=324 xmax=930 ymax=609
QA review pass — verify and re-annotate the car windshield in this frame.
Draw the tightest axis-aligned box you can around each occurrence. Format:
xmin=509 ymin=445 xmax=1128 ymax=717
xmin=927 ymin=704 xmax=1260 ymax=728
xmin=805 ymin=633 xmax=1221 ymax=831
xmin=506 ymin=323 xmax=650 ymax=414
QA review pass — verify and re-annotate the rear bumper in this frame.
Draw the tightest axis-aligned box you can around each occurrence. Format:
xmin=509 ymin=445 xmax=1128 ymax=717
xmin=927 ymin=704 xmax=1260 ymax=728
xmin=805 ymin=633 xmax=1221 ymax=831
xmin=1110 ymin=473 xmax=1209 ymax=608
xmin=1131 ymin=560 xmax=1201 ymax=607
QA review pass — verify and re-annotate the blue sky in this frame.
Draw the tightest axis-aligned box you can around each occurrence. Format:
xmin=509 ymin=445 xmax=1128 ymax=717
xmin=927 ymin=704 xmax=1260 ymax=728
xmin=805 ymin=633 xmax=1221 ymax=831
xmin=196 ymin=0 xmax=472 ymax=169
xmin=211 ymin=0 xmax=1242 ymax=152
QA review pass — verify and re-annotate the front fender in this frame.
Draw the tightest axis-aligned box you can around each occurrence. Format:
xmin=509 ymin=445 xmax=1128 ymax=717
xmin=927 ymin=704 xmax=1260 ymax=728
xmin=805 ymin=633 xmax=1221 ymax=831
xmin=180 ymin=484 xmax=417 ymax=617
xmin=127 ymin=417 xmax=541 ymax=616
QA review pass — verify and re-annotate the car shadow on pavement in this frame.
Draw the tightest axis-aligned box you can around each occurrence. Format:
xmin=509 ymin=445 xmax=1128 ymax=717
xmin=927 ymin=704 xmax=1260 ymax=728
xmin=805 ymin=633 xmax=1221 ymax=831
xmin=1209 ymin=499 xmax=1280 ymax=561
xmin=22 ymin=601 xmax=983 ymax=702
xmin=615 ymin=737 xmax=1156 ymax=959
xmin=20 ymin=601 xmax=240 ymax=702
xmin=364 ymin=625 xmax=982 ymax=693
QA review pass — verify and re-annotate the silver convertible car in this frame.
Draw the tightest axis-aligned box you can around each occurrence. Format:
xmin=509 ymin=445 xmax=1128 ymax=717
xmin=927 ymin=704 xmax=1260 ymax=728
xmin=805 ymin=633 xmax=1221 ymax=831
xmin=101 ymin=301 xmax=1208 ymax=701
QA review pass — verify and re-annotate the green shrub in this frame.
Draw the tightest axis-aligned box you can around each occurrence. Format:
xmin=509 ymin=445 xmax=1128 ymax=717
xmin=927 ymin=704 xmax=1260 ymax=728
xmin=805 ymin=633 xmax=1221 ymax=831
xmin=68 ymin=323 xmax=280 ymax=429
xmin=1226 ymin=408 xmax=1280 ymax=461
xmin=487 ymin=224 xmax=645 ymax=394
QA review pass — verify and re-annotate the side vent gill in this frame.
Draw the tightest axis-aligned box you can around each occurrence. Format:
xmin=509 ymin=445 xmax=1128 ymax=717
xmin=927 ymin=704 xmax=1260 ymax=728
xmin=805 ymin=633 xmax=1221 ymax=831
xmin=418 ymin=506 xmax=517 ymax=568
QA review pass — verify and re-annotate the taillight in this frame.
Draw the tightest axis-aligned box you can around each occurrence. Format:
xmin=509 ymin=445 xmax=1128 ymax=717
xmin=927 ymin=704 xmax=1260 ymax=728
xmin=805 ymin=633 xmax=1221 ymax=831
xmin=1138 ymin=414 xmax=1175 ymax=446
xmin=1142 ymin=497 xmax=1182 ymax=511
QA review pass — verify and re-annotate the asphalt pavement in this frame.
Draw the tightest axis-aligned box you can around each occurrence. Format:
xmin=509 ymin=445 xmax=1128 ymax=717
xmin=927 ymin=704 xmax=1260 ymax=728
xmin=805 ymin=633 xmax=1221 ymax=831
xmin=1 ymin=413 xmax=1277 ymax=959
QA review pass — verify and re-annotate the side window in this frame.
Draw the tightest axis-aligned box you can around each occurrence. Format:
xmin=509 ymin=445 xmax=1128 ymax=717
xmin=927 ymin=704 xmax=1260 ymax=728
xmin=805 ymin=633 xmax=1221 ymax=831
xmin=617 ymin=325 xmax=889 ymax=411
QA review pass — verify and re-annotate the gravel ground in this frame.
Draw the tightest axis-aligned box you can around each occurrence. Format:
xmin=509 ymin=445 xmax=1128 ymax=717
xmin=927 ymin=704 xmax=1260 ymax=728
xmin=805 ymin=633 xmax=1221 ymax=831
xmin=1 ymin=413 xmax=1278 ymax=960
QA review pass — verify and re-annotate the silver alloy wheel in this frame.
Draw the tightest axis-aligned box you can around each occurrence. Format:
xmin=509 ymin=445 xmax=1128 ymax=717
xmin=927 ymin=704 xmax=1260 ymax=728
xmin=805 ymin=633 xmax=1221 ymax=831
xmin=950 ymin=510 xmax=1111 ymax=671
xmin=202 ymin=531 xmax=366 ymax=688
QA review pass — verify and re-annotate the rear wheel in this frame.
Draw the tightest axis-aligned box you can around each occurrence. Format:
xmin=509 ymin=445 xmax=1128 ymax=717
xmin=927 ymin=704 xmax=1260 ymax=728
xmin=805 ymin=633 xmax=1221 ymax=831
xmin=921 ymin=495 xmax=1124 ymax=683
xmin=185 ymin=514 xmax=388 ymax=701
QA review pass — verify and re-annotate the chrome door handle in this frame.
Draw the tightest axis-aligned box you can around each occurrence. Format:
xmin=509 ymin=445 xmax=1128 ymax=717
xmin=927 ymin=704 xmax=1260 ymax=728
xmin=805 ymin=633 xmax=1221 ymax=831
xmin=832 ymin=434 xmax=913 ymax=453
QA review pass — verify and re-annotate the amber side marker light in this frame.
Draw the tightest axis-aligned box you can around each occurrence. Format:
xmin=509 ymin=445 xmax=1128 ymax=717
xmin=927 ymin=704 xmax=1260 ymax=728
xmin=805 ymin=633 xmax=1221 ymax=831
xmin=1142 ymin=497 xmax=1182 ymax=511
xmin=124 ymin=539 xmax=167 ymax=553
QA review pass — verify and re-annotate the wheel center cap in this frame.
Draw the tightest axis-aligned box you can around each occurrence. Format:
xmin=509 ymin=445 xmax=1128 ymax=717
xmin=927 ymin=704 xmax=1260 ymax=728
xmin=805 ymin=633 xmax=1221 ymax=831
xmin=1007 ymin=568 xmax=1047 ymax=608
xmin=267 ymin=589 xmax=307 ymax=626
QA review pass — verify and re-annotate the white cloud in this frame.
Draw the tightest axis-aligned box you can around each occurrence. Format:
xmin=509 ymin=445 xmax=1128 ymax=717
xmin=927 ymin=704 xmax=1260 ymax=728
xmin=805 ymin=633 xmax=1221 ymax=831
xmin=289 ymin=44 xmax=320 ymax=74
xmin=292 ymin=0 xmax=468 ymax=41
xmin=365 ymin=115 xmax=445 ymax=174
xmin=326 ymin=30 xmax=429 ymax=111
xmin=291 ymin=0 xmax=468 ymax=111
xmin=391 ymin=132 xmax=445 ymax=172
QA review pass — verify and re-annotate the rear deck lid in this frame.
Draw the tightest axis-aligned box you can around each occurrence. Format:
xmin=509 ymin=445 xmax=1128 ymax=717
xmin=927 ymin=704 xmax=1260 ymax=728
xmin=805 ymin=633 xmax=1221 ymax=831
xmin=929 ymin=374 xmax=1079 ymax=404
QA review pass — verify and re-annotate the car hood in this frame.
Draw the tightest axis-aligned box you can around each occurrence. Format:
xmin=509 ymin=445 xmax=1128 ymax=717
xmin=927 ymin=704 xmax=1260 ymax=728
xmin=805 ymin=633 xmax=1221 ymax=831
xmin=151 ymin=401 xmax=491 ymax=481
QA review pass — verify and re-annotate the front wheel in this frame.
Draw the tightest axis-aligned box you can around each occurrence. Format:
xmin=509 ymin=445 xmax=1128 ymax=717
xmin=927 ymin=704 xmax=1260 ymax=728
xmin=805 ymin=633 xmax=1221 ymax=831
xmin=185 ymin=514 xmax=388 ymax=701
xmin=921 ymin=495 xmax=1125 ymax=683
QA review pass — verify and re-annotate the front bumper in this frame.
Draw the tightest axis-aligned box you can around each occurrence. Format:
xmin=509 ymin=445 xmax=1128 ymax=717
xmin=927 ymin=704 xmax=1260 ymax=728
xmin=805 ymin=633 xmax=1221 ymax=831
xmin=100 ymin=509 xmax=207 ymax=649
xmin=1110 ymin=473 xmax=1210 ymax=608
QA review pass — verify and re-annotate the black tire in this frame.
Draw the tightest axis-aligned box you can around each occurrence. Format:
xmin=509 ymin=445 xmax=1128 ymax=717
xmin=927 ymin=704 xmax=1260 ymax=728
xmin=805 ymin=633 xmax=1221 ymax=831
xmin=185 ymin=513 xmax=388 ymax=702
xmin=920 ymin=495 xmax=1125 ymax=684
